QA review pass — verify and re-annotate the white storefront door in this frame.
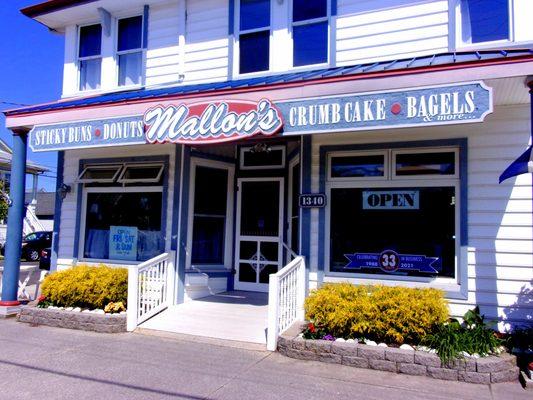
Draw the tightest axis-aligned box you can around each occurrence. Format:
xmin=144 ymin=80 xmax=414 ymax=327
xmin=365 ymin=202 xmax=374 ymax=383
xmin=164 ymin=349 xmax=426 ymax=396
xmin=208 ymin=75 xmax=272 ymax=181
xmin=234 ymin=178 xmax=284 ymax=292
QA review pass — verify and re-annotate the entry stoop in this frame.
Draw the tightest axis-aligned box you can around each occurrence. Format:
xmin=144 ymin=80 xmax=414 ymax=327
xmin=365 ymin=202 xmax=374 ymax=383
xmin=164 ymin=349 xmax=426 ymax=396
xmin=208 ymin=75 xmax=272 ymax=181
xmin=138 ymin=291 xmax=269 ymax=344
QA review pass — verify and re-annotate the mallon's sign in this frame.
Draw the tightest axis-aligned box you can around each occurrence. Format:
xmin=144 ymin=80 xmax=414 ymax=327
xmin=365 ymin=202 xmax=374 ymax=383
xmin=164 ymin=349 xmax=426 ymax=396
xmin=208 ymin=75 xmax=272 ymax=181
xmin=28 ymin=82 xmax=492 ymax=152
xmin=144 ymin=99 xmax=282 ymax=144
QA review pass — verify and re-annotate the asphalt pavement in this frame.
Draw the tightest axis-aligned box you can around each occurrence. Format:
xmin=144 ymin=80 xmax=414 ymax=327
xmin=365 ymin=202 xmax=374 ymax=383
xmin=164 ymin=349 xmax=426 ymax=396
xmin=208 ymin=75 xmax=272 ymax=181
xmin=0 ymin=319 xmax=530 ymax=400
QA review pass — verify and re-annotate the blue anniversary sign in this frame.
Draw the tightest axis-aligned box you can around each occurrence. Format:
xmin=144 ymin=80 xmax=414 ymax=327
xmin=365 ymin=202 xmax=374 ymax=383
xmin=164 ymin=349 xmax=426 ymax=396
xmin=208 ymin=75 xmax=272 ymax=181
xmin=28 ymin=82 xmax=492 ymax=152
xmin=344 ymin=249 xmax=440 ymax=274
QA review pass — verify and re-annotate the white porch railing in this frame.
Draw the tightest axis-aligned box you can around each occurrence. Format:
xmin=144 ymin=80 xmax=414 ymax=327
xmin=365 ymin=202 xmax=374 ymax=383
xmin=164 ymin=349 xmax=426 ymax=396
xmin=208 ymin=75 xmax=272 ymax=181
xmin=127 ymin=251 xmax=175 ymax=331
xmin=267 ymin=255 xmax=306 ymax=351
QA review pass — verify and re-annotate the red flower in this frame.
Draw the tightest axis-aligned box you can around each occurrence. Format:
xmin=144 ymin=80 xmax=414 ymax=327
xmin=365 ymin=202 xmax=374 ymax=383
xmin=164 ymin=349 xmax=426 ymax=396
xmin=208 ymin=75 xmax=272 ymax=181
xmin=308 ymin=323 xmax=316 ymax=333
xmin=37 ymin=295 xmax=46 ymax=303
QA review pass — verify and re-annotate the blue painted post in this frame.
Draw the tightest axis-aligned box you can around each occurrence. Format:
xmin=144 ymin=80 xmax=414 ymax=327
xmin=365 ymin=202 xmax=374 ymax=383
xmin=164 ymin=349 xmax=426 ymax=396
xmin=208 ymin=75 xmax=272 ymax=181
xmin=0 ymin=130 xmax=28 ymax=307
xmin=300 ymin=136 xmax=312 ymax=291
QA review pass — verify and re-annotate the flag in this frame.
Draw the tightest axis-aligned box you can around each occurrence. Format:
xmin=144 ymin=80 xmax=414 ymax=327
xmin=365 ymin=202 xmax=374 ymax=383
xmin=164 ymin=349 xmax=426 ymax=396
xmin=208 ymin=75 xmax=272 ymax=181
xmin=499 ymin=145 xmax=533 ymax=183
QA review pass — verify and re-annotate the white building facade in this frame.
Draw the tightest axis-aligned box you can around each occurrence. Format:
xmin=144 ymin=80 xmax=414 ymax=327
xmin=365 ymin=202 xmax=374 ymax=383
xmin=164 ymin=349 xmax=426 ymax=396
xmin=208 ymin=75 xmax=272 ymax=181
xmin=2 ymin=0 xmax=532 ymax=337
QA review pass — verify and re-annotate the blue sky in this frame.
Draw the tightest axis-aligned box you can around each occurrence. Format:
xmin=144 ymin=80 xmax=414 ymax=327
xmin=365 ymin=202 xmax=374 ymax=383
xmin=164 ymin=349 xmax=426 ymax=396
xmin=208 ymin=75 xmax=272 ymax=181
xmin=0 ymin=1 xmax=64 ymax=191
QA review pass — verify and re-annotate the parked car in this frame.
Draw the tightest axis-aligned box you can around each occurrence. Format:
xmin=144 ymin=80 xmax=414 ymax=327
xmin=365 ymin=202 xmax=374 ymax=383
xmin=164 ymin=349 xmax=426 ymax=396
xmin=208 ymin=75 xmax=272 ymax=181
xmin=18 ymin=231 xmax=52 ymax=261
xmin=39 ymin=247 xmax=51 ymax=270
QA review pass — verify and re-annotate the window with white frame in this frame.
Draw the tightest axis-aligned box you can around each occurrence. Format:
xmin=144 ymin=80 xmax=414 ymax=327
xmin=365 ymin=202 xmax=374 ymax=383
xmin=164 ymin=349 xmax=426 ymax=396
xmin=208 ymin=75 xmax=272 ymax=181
xmin=237 ymin=0 xmax=271 ymax=74
xmin=292 ymin=0 xmax=329 ymax=67
xmin=78 ymin=24 xmax=102 ymax=91
xmin=79 ymin=162 xmax=165 ymax=262
xmin=240 ymin=145 xmax=286 ymax=169
xmin=326 ymin=147 xmax=460 ymax=281
xmin=117 ymin=15 xmax=143 ymax=86
xmin=235 ymin=0 xmax=331 ymax=75
xmin=191 ymin=166 xmax=230 ymax=265
xmin=457 ymin=0 xmax=511 ymax=46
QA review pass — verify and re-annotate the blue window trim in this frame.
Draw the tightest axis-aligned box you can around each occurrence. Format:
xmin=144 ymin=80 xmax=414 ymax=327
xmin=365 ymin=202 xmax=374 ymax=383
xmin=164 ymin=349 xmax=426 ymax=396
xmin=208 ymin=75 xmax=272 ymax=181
xmin=171 ymin=146 xmax=182 ymax=305
xmin=73 ymin=154 xmax=170 ymax=262
xmin=51 ymin=151 xmax=64 ymax=271
xmin=143 ymin=5 xmax=149 ymax=49
xmin=300 ymin=136 xmax=312 ymax=289
xmin=229 ymin=0 xmax=235 ymax=35
xmin=331 ymin=0 xmax=337 ymax=16
xmin=318 ymin=138 xmax=468 ymax=298
xmin=176 ymin=146 xmax=191 ymax=303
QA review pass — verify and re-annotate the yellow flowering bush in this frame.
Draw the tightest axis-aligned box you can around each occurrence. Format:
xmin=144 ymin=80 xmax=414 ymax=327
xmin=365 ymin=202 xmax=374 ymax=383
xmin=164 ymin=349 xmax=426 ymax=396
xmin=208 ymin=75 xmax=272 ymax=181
xmin=305 ymin=283 xmax=448 ymax=345
xmin=41 ymin=265 xmax=128 ymax=309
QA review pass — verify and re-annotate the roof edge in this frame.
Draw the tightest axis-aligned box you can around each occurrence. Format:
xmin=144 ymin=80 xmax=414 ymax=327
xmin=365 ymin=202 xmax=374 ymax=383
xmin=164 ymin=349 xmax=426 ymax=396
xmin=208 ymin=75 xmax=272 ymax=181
xmin=20 ymin=0 xmax=98 ymax=19
xmin=5 ymin=49 xmax=533 ymax=118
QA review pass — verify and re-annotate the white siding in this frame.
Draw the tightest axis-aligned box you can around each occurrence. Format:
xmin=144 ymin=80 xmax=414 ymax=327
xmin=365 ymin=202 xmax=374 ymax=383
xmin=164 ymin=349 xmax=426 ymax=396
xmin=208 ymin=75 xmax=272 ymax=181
xmin=56 ymin=144 xmax=177 ymax=270
xmin=335 ymin=0 xmax=449 ymax=65
xmin=311 ymin=103 xmax=533 ymax=328
xmin=183 ymin=0 xmax=229 ymax=84
xmin=145 ymin=1 xmax=182 ymax=87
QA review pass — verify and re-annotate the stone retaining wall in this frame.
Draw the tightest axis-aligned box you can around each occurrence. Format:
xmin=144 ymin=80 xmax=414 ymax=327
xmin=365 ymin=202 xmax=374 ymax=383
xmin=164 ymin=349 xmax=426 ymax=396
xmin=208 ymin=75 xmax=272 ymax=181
xmin=18 ymin=306 xmax=126 ymax=333
xmin=278 ymin=334 xmax=519 ymax=384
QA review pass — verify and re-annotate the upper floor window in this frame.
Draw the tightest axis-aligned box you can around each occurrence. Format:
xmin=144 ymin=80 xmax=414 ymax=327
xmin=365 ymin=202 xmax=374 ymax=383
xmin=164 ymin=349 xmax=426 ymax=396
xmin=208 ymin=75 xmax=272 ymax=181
xmin=235 ymin=0 xmax=331 ymax=76
xmin=117 ymin=16 xmax=143 ymax=86
xmin=238 ymin=0 xmax=271 ymax=74
xmin=78 ymin=24 xmax=102 ymax=91
xmin=459 ymin=0 xmax=510 ymax=45
xmin=292 ymin=0 xmax=329 ymax=67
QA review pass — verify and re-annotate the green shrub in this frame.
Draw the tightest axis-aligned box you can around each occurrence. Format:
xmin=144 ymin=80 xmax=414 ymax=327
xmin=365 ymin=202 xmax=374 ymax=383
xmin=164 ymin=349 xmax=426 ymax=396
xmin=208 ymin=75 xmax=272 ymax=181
xmin=422 ymin=307 xmax=502 ymax=363
xmin=41 ymin=265 xmax=128 ymax=309
xmin=304 ymin=283 xmax=449 ymax=345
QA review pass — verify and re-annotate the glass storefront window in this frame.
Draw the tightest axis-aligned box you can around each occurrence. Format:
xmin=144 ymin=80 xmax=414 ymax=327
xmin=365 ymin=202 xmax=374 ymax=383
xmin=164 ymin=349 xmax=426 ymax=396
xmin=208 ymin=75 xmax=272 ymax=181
xmin=329 ymin=186 xmax=456 ymax=278
xmin=330 ymin=154 xmax=385 ymax=178
xmin=191 ymin=166 xmax=229 ymax=265
xmin=394 ymin=151 xmax=456 ymax=176
xmin=327 ymin=147 xmax=461 ymax=281
xmin=83 ymin=191 xmax=164 ymax=261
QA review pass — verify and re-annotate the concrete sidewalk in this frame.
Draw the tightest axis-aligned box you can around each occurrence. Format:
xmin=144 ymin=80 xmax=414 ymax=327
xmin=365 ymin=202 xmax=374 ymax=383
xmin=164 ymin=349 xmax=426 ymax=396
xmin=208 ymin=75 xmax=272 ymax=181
xmin=0 ymin=319 xmax=529 ymax=400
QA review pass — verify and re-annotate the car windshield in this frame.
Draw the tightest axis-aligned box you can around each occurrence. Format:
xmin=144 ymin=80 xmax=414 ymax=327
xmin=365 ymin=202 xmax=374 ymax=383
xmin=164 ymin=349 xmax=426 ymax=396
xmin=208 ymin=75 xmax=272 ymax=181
xmin=24 ymin=232 xmax=50 ymax=241
xmin=24 ymin=233 xmax=39 ymax=241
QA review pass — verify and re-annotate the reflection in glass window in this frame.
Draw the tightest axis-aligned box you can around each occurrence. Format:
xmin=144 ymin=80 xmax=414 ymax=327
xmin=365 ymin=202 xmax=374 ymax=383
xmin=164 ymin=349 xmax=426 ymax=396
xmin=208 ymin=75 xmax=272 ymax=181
xmin=395 ymin=152 xmax=455 ymax=176
xmin=78 ymin=165 xmax=122 ymax=183
xmin=118 ymin=164 xmax=164 ymax=183
xmin=239 ymin=31 xmax=270 ymax=74
xmin=83 ymin=192 xmax=163 ymax=261
xmin=330 ymin=155 xmax=385 ymax=178
xmin=239 ymin=0 xmax=270 ymax=74
xmin=117 ymin=16 xmax=143 ymax=86
xmin=329 ymin=187 xmax=456 ymax=278
xmin=460 ymin=0 xmax=509 ymax=44
xmin=240 ymin=0 xmax=270 ymax=30
xmin=78 ymin=24 xmax=102 ymax=91
xmin=292 ymin=0 xmax=328 ymax=66
xmin=191 ymin=167 xmax=228 ymax=264
xmin=240 ymin=181 xmax=279 ymax=237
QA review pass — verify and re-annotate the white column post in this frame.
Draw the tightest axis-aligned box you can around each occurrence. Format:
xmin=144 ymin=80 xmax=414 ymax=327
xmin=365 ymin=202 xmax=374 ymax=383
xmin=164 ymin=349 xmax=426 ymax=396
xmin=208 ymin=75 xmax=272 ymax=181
xmin=267 ymin=274 xmax=280 ymax=351
xmin=166 ymin=251 xmax=176 ymax=305
xmin=126 ymin=265 xmax=139 ymax=331
xmin=297 ymin=257 xmax=306 ymax=321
